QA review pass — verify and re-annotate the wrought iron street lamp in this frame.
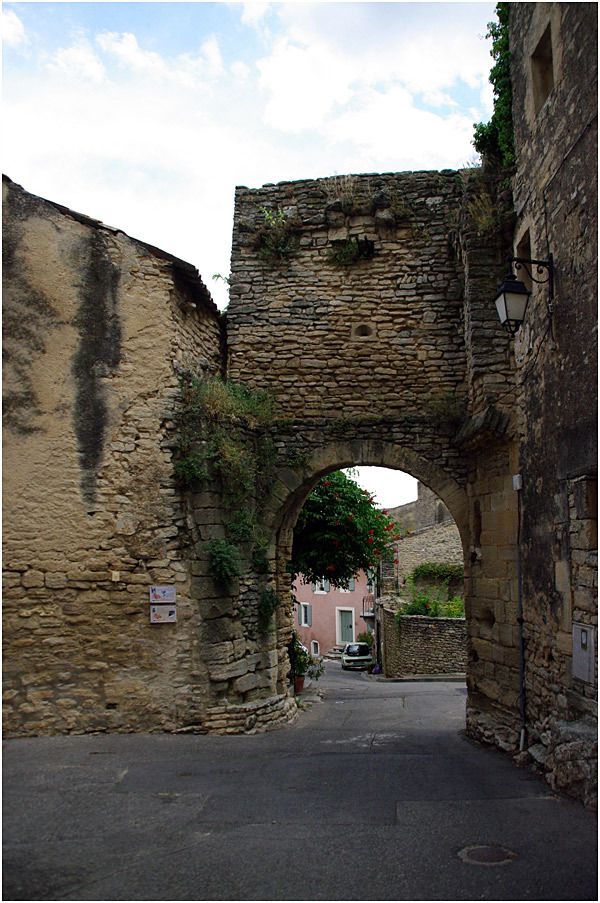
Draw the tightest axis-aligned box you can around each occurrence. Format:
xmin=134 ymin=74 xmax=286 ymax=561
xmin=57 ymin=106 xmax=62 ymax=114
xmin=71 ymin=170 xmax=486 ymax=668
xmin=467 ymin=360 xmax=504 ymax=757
xmin=494 ymin=254 xmax=554 ymax=335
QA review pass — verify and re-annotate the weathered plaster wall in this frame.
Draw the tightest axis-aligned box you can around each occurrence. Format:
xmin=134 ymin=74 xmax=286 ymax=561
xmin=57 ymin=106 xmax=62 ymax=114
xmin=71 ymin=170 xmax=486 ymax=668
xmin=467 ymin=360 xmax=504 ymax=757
xmin=2 ymin=176 xmax=225 ymax=735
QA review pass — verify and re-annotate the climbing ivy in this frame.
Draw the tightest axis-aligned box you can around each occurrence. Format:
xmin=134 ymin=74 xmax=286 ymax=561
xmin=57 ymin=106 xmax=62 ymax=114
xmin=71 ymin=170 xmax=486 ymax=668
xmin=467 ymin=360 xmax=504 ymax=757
xmin=472 ymin=3 xmax=515 ymax=168
xmin=257 ymin=588 xmax=280 ymax=633
xmin=175 ymin=374 xmax=279 ymax=597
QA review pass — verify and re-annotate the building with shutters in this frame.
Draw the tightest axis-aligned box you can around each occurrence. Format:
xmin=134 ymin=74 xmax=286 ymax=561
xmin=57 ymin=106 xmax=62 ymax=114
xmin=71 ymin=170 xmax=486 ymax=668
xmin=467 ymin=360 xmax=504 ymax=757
xmin=293 ymin=572 xmax=375 ymax=656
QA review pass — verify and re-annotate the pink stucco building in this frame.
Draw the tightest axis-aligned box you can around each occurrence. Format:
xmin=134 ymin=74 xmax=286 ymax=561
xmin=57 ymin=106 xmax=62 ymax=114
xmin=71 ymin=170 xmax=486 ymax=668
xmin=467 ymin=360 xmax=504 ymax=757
xmin=293 ymin=571 xmax=375 ymax=656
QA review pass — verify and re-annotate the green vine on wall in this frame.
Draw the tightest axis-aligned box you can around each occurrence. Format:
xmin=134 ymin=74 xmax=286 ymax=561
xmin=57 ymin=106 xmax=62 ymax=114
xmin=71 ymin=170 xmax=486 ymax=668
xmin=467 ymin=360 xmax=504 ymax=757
xmin=175 ymin=374 xmax=282 ymax=627
xmin=207 ymin=539 xmax=242 ymax=589
xmin=257 ymin=588 xmax=280 ymax=633
xmin=472 ymin=3 xmax=515 ymax=168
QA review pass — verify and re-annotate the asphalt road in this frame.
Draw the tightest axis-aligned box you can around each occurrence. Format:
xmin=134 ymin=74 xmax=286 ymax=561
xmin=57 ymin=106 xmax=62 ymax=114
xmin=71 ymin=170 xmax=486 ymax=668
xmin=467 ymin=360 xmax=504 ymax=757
xmin=3 ymin=663 xmax=597 ymax=901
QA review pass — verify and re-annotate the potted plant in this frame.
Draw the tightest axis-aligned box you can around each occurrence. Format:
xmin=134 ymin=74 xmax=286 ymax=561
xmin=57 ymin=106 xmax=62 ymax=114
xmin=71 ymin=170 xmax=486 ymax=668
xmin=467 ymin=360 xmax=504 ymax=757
xmin=288 ymin=631 xmax=324 ymax=694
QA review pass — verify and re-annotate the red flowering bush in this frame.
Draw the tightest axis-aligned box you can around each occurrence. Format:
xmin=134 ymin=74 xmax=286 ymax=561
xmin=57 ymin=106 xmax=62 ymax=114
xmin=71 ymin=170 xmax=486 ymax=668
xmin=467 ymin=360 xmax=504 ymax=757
xmin=291 ymin=470 xmax=400 ymax=588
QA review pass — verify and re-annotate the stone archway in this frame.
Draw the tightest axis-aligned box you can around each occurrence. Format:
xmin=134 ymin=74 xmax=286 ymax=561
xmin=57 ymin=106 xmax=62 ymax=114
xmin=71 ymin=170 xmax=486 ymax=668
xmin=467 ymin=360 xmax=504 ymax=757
xmin=217 ymin=170 xmax=523 ymax=749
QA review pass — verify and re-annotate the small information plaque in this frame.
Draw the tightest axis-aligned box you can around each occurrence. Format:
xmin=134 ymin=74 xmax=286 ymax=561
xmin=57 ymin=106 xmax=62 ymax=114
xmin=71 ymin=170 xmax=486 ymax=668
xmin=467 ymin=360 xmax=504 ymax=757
xmin=150 ymin=604 xmax=177 ymax=624
xmin=149 ymin=585 xmax=176 ymax=603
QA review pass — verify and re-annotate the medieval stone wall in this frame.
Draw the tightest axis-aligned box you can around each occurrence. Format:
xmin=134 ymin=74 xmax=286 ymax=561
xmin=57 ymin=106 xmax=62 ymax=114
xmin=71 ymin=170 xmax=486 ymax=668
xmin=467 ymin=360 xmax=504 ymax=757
xmin=226 ymin=169 xmax=525 ymax=749
xmin=396 ymin=521 xmax=464 ymax=585
xmin=505 ymin=2 xmax=598 ymax=806
xmin=2 ymin=176 xmax=225 ymax=735
xmin=228 ymin=172 xmax=469 ymax=424
xmin=388 ymin=482 xmax=452 ymax=532
xmin=378 ymin=606 xmax=466 ymax=677
xmin=2 ymin=1 xmax=595 ymax=807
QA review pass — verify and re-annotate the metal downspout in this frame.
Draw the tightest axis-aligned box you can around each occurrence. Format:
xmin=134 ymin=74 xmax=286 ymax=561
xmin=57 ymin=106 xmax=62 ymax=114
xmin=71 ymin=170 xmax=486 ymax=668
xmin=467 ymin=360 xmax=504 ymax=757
xmin=515 ymin=477 xmax=527 ymax=750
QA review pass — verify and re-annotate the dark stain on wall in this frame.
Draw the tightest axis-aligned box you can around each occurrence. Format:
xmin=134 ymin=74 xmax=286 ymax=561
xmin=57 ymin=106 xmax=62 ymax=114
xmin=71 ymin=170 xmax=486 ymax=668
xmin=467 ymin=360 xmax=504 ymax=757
xmin=2 ymin=188 xmax=59 ymax=434
xmin=72 ymin=231 xmax=122 ymax=503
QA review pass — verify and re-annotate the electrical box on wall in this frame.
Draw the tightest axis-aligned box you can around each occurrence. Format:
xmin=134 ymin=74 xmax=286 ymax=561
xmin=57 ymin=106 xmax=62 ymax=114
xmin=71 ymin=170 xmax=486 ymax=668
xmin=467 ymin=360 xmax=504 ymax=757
xmin=572 ymin=622 xmax=595 ymax=683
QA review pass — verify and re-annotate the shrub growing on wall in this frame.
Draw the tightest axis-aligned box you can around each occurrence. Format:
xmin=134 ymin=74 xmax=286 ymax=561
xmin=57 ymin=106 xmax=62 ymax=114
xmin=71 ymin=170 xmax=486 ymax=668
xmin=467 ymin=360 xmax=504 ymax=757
xmin=472 ymin=3 xmax=515 ymax=168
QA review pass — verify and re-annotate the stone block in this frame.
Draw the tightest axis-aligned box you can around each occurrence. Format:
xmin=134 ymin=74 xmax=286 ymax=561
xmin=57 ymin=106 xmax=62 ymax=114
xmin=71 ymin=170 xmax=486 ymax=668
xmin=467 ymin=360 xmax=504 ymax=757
xmin=233 ymin=671 xmax=262 ymax=694
xmin=45 ymin=572 xmax=68 ymax=589
xmin=554 ymin=559 xmax=571 ymax=594
xmin=22 ymin=570 xmax=44 ymax=588
xmin=208 ymin=657 xmax=250 ymax=682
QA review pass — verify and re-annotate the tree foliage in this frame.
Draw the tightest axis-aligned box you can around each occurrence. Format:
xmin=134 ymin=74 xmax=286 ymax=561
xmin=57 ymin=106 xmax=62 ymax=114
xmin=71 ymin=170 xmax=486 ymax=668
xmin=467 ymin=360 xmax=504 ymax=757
xmin=472 ymin=3 xmax=515 ymax=168
xmin=291 ymin=470 xmax=401 ymax=588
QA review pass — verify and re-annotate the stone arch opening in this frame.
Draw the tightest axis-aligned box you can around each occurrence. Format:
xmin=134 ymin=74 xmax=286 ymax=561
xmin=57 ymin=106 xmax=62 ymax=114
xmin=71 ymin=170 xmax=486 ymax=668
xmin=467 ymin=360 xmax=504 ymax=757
xmin=269 ymin=440 xmax=469 ymax=569
xmin=263 ymin=439 xmax=472 ymax=701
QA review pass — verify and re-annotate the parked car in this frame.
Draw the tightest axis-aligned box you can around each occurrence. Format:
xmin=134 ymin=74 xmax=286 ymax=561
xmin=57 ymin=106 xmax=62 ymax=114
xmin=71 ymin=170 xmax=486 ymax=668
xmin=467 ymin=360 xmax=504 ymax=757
xmin=341 ymin=642 xmax=372 ymax=670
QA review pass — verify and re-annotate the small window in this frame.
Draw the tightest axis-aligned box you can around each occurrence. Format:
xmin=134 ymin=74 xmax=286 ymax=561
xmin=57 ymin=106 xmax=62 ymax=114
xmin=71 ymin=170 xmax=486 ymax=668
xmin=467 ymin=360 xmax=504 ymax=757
xmin=515 ymin=230 xmax=533 ymax=292
xmin=299 ymin=603 xmax=312 ymax=627
xmin=531 ymin=24 xmax=554 ymax=114
xmin=366 ymin=570 xmax=376 ymax=594
xmin=340 ymin=577 xmax=356 ymax=593
xmin=312 ymin=578 xmax=330 ymax=594
xmin=311 ymin=640 xmax=320 ymax=656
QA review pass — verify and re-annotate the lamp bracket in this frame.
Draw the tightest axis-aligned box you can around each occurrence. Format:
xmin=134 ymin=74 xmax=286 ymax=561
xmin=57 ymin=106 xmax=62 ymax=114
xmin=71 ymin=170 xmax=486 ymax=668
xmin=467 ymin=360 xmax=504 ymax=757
xmin=509 ymin=254 xmax=554 ymax=309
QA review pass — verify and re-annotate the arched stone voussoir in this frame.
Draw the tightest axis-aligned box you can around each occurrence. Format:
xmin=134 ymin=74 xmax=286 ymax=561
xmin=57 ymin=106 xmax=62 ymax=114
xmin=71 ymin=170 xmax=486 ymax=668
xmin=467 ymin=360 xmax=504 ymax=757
xmin=263 ymin=437 xmax=470 ymax=546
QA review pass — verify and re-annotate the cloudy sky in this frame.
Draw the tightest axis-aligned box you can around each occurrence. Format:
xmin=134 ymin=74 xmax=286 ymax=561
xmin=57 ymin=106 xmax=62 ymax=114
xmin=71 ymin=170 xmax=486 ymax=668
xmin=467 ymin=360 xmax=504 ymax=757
xmin=3 ymin=0 xmax=496 ymax=506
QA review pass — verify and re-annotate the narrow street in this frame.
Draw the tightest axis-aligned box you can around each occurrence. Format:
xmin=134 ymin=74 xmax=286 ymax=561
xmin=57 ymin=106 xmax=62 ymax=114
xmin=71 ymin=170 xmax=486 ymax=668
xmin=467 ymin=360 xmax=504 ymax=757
xmin=3 ymin=663 xmax=597 ymax=901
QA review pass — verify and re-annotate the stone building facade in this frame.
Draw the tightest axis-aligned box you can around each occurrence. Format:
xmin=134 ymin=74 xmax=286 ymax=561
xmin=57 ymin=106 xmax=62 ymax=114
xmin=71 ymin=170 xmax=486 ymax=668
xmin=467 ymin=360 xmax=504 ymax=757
xmin=500 ymin=2 xmax=598 ymax=805
xmin=2 ymin=4 xmax=597 ymax=806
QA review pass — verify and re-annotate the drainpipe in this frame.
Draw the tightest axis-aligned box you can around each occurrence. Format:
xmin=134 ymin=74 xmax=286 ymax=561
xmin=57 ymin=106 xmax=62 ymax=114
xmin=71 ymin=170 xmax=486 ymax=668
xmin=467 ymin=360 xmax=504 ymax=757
xmin=513 ymin=473 xmax=527 ymax=751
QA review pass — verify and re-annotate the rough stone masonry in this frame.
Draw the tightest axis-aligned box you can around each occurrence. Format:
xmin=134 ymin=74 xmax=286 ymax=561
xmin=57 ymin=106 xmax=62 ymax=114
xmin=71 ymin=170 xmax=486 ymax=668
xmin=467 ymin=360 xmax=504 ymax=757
xmin=2 ymin=2 xmax=597 ymax=807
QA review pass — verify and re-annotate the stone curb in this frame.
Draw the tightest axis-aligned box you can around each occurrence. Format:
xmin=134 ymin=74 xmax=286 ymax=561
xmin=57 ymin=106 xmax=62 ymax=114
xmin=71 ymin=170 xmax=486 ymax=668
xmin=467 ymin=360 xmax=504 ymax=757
xmin=364 ymin=672 xmax=466 ymax=683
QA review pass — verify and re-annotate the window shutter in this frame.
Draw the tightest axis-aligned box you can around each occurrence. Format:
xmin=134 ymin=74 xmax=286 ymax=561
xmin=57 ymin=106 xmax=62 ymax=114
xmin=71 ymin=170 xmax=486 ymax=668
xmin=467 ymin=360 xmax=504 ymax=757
xmin=307 ymin=604 xmax=313 ymax=627
xmin=324 ymin=579 xmax=330 ymax=592
xmin=298 ymin=605 xmax=302 ymax=626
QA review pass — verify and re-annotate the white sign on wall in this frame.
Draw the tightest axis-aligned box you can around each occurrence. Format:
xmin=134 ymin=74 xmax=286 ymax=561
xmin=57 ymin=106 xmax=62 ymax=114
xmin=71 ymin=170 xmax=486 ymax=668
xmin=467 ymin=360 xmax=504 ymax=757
xmin=150 ymin=604 xmax=177 ymax=624
xmin=149 ymin=585 xmax=176 ymax=603
xmin=149 ymin=586 xmax=177 ymax=624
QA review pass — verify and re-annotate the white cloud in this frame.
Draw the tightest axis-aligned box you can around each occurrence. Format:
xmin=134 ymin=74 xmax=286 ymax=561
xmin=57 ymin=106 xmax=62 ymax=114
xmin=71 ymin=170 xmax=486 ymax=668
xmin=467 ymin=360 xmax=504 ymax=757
xmin=257 ymin=2 xmax=494 ymax=134
xmin=231 ymin=60 xmax=250 ymax=81
xmin=421 ymin=90 xmax=458 ymax=109
xmin=47 ymin=38 xmax=106 ymax=84
xmin=2 ymin=9 xmax=27 ymax=46
xmin=3 ymin=3 xmax=496 ymax=310
xmin=322 ymin=85 xmax=475 ymax=170
xmin=96 ymin=31 xmax=168 ymax=78
xmin=200 ymin=35 xmax=224 ymax=78
xmin=241 ymin=3 xmax=271 ymax=27
xmin=258 ymin=36 xmax=353 ymax=132
xmin=95 ymin=30 xmax=224 ymax=88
